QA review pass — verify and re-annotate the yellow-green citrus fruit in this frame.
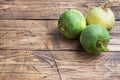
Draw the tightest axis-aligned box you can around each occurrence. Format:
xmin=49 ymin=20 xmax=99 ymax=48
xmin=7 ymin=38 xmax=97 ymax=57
xmin=58 ymin=10 xmax=86 ymax=39
xmin=80 ymin=24 xmax=110 ymax=54
xmin=86 ymin=6 xmax=115 ymax=30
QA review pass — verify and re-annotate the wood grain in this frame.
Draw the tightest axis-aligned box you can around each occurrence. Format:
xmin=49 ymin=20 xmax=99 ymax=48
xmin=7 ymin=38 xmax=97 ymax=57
xmin=0 ymin=20 xmax=120 ymax=51
xmin=0 ymin=0 xmax=120 ymax=80
xmin=0 ymin=50 xmax=120 ymax=80
xmin=0 ymin=0 xmax=119 ymax=20
xmin=0 ymin=50 xmax=60 ymax=80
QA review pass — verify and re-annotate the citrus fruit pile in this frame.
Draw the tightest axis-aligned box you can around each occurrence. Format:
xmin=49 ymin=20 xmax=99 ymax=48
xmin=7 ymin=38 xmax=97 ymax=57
xmin=58 ymin=0 xmax=119 ymax=54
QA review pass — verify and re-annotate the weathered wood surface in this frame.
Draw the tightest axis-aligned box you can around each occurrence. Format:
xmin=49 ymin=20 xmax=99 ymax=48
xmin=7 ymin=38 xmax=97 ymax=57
xmin=0 ymin=50 xmax=120 ymax=80
xmin=0 ymin=0 xmax=119 ymax=20
xmin=0 ymin=20 xmax=120 ymax=51
xmin=0 ymin=0 xmax=120 ymax=80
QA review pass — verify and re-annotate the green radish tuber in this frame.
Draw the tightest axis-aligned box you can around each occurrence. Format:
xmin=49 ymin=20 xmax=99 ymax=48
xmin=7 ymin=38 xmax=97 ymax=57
xmin=58 ymin=10 xmax=86 ymax=39
xmin=86 ymin=0 xmax=120 ymax=30
xmin=80 ymin=25 xmax=110 ymax=54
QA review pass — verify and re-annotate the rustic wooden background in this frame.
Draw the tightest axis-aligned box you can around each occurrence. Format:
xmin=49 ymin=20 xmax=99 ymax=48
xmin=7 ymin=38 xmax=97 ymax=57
xmin=0 ymin=0 xmax=120 ymax=80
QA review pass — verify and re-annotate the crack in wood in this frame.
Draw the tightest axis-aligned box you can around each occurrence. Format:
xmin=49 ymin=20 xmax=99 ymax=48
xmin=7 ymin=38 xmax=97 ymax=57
xmin=44 ymin=41 xmax=62 ymax=80
xmin=33 ymin=53 xmax=54 ymax=68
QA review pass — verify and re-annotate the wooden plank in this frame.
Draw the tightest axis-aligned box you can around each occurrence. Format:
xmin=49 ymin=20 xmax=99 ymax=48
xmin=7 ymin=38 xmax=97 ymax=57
xmin=0 ymin=50 xmax=60 ymax=80
xmin=52 ymin=51 xmax=120 ymax=80
xmin=0 ymin=0 xmax=119 ymax=19
xmin=0 ymin=20 xmax=120 ymax=51
xmin=0 ymin=50 xmax=120 ymax=80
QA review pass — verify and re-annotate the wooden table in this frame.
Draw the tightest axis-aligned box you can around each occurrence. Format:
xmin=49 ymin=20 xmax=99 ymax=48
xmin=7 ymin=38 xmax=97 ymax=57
xmin=0 ymin=0 xmax=120 ymax=80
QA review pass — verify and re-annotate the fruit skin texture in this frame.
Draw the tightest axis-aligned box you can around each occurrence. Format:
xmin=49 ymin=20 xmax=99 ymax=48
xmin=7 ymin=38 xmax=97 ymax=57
xmin=86 ymin=6 xmax=115 ymax=30
xmin=58 ymin=10 xmax=86 ymax=39
xmin=80 ymin=25 xmax=110 ymax=54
